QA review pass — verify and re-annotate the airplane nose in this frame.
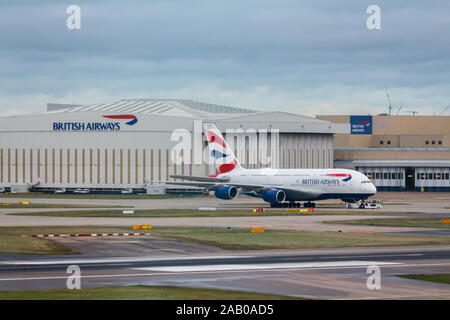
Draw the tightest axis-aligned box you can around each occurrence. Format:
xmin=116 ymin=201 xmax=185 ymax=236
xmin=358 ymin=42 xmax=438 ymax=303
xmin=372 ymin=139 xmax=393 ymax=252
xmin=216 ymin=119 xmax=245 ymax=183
xmin=370 ymin=183 xmax=377 ymax=194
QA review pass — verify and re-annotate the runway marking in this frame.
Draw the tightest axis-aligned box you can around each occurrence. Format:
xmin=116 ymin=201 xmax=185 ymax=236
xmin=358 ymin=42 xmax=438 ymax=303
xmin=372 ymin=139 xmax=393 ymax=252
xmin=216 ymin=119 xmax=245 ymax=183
xmin=132 ymin=261 xmax=400 ymax=273
xmin=279 ymin=254 xmax=422 ymax=261
xmin=0 ymin=255 xmax=252 ymax=266
xmin=2 ymin=262 xmax=450 ymax=283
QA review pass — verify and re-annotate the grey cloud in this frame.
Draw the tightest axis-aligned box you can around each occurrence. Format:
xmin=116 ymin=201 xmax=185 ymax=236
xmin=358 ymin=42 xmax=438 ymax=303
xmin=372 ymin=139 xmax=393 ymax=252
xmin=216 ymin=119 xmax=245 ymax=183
xmin=0 ymin=0 xmax=449 ymax=114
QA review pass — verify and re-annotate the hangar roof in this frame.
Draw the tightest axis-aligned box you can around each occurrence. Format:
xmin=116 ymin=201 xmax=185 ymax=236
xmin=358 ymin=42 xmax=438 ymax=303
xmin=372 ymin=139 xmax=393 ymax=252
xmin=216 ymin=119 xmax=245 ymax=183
xmin=43 ymin=99 xmax=340 ymax=134
xmin=47 ymin=99 xmax=256 ymax=120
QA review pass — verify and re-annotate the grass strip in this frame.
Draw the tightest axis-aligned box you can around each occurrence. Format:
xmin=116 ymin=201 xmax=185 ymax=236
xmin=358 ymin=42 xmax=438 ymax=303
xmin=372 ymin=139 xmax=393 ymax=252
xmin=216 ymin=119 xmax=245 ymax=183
xmin=0 ymin=226 xmax=132 ymax=255
xmin=149 ymin=227 xmax=450 ymax=250
xmin=323 ymin=218 xmax=450 ymax=229
xmin=0 ymin=285 xmax=302 ymax=300
xmin=3 ymin=225 xmax=450 ymax=255
xmin=397 ymin=274 xmax=450 ymax=285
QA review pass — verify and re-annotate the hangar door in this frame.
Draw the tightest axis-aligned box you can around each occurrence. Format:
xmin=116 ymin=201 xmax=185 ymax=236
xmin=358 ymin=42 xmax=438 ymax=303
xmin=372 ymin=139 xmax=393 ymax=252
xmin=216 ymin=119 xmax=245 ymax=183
xmin=405 ymin=167 xmax=415 ymax=191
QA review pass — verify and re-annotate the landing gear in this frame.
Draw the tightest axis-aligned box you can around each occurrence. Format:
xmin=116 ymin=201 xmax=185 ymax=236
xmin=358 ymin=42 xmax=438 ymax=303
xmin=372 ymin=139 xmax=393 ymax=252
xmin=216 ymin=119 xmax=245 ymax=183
xmin=284 ymin=202 xmax=301 ymax=208
xmin=270 ymin=202 xmax=301 ymax=208
xmin=359 ymin=200 xmax=367 ymax=209
xmin=303 ymin=202 xmax=316 ymax=208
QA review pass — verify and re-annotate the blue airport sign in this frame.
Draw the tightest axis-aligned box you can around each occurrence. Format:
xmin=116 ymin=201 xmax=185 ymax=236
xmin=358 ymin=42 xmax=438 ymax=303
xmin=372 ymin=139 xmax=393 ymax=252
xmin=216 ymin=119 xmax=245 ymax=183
xmin=350 ymin=115 xmax=372 ymax=135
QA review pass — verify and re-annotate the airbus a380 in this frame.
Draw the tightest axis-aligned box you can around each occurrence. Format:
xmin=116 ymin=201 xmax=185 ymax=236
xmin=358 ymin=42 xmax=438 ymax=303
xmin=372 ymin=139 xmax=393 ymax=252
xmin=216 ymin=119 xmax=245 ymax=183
xmin=168 ymin=123 xmax=376 ymax=208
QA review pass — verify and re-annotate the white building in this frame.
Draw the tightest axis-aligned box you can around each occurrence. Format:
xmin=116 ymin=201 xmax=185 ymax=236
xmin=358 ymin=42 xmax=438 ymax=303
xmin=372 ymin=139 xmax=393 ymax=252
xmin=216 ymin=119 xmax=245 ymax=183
xmin=0 ymin=99 xmax=341 ymax=192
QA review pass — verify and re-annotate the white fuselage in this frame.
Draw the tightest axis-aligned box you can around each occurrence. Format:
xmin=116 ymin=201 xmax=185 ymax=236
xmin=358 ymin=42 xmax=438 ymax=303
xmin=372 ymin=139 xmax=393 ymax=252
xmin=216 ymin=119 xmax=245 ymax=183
xmin=216 ymin=168 xmax=376 ymax=201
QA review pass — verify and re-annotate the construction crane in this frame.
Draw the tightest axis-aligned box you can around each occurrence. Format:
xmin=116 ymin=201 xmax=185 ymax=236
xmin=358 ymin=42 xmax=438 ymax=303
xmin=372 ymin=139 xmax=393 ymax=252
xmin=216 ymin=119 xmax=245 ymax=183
xmin=396 ymin=102 xmax=404 ymax=115
xmin=439 ymin=105 xmax=450 ymax=115
xmin=386 ymin=88 xmax=393 ymax=116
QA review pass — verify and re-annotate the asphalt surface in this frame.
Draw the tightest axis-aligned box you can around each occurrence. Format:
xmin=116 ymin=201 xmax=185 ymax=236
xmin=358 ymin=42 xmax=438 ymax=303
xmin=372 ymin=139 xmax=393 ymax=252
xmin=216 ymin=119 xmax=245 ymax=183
xmin=1 ymin=245 xmax=449 ymax=299
xmin=0 ymin=192 xmax=449 ymax=299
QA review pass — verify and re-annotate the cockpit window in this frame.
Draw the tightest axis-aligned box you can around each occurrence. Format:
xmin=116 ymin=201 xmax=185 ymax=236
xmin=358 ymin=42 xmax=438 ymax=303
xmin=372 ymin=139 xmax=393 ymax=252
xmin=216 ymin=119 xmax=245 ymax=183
xmin=361 ymin=180 xmax=372 ymax=184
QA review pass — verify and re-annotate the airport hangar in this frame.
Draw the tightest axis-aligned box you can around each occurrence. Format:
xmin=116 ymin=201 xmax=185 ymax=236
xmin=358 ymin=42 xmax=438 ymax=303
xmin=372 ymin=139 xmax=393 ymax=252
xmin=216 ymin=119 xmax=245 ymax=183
xmin=0 ymin=99 xmax=344 ymax=193
xmin=318 ymin=115 xmax=450 ymax=192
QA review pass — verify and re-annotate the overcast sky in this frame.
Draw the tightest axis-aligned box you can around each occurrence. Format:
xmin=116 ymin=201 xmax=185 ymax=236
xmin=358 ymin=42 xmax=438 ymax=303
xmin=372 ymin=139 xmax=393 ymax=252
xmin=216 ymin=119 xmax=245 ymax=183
xmin=0 ymin=0 xmax=449 ymax=116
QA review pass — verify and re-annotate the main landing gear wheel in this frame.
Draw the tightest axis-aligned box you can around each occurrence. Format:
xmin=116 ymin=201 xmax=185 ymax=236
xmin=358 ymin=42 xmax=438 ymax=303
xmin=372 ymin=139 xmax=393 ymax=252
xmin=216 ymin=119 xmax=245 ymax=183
xmin=304 ymin=202 xmax=316 ymax=208
xmin=287 ymin=202 xmax=302 ymax=208
xmin=270 ymin=202 xmax=301 ymax=208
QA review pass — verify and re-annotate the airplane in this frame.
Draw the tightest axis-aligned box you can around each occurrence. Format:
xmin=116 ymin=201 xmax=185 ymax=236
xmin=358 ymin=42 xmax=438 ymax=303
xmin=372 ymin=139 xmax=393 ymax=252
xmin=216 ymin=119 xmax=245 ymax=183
xmin=168 ymin=123 xmax=376 ymax=208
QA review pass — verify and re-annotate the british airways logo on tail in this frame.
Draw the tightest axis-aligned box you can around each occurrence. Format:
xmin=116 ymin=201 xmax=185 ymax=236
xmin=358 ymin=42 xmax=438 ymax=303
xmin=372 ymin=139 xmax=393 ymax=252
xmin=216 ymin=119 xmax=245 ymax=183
xmin=211 ymin=150 xmax=229 ymax=159
xmin=205 ymin=128 xmax=239 ymax=177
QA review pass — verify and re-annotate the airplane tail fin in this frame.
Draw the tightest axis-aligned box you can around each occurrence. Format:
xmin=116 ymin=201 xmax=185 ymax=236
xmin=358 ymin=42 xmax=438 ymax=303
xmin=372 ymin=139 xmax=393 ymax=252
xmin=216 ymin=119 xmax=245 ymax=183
xmin=203 ymin=123 xmax=243 ymax=176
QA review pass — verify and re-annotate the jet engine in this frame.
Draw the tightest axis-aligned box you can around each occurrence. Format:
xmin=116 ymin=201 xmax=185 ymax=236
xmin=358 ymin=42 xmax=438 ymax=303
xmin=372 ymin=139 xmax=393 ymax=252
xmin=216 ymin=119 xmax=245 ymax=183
xmin=214 ymin=185 xmax=238 ymax=200
xmin=262 ymin=189 xmax=286 ymax=205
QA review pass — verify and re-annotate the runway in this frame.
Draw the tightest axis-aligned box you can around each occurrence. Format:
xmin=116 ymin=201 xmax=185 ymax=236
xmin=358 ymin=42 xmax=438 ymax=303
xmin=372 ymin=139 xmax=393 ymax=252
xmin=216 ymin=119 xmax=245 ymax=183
xmin=0 ymin=192 xmax=449 ymax=299
xmin=1 ymin=245 xmax=449 ymax=299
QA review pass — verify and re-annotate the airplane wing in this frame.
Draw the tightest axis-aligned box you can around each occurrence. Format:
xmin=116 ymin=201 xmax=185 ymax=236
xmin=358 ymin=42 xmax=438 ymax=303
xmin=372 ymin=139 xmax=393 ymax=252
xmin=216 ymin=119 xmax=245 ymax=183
xmin=165 ymin=180 xmax=321 ymax=200
xmin=170 ymin=175 xmax=229 ymax=183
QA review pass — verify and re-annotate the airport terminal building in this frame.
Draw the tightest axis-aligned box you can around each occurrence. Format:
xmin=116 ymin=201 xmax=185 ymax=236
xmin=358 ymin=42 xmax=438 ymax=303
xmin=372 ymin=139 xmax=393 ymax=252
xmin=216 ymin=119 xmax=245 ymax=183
xmin=0 ymin=99 xmax=341 ymax=192
xmin=318 ymin=115 xmax=450 ymax=192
